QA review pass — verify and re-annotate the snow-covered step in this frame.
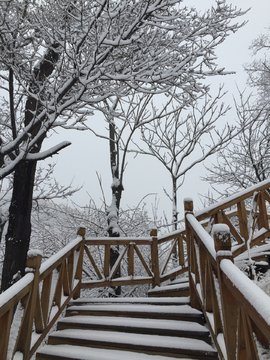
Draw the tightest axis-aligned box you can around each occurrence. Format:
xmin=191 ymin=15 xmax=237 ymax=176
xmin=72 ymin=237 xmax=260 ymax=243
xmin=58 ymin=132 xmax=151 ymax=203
xmin=36 ymin=344 xmax=202 ymax=360
xmin=68 ymin=296 xmax=190 ymax=306
xmin=169 ymin=276 xmax=190 ymax=285
xmin=148 ymin=282 xmax=190 ymax=298
xmin=57 ymin=315 xmax=211 ymax=343
xmin=44 ymin=329 xmax=218 ymax=359
xmin=66 ymin=303 xmax=204 ymax=324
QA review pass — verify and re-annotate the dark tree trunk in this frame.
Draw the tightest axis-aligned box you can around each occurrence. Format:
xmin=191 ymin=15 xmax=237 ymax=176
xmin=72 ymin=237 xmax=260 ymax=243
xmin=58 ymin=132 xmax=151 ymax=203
xmin=172 ymin=176 xmax=178 ymax=232
xmin=1 ymin=45 xmax=59 ymax=292
xmin=171 ymin=176 xmax=178 ymax=274
xmin=1 ymin=160 xmax=37 ymax=291
xmin=107 ymin=119 xmax=123 ymax=296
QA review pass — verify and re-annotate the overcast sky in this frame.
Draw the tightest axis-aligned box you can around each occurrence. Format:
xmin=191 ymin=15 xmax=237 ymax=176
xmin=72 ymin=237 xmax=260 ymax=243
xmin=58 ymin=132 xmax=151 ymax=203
xmin=43 ymin=0 xmax=270 ymax=226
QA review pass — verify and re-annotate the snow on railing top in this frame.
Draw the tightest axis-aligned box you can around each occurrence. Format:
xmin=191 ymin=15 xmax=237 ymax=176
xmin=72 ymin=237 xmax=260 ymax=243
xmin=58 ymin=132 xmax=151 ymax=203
xmin=195 ymin=178 xmax=270 ymax=221
xmin=0 ymin=273 xmax=34 ymax=311
xmin=186 ymin=213 xmax=216 ymax=260
xmin=221 ymin=259 xmax=270 ymax=326
xmin=40 ymin=235 xmax=82 ymax=276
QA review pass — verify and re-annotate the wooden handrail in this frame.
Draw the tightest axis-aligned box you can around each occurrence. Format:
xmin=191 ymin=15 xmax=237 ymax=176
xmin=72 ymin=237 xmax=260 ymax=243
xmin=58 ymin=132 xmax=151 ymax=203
xmin=3 ymin=177 xmax=269 ymax=360
xmin=185 ymin=198 xmax=270 ymax=360
xmin=0 ymin=225 xmax=187 ymax=359
xmin=81 ymin=228 xmax=187 ymax=289
xmin=0 ymin=228 xmax=85 ymax=360
xmin=193 ymin=179 xmax=270 ymax=259
xmin=195 ymin=178 xmax=270 ymax=222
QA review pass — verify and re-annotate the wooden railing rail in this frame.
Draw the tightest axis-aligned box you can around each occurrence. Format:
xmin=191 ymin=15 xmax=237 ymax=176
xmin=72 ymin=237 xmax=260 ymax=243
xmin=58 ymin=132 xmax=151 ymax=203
xmin=185 ymin=199 xmax=270 ymax=360
xmin=81 ymin=228 xmax=187 ymax=290
xmin=0 ymin=227 xmax=85 ymax=360
xmin=158 ymin=229 xmax=187 ymax=282
xmin=0 ymin=225 xmax=189 ymax=359
xmin=194 ymin=179 xmax=270 ymax=258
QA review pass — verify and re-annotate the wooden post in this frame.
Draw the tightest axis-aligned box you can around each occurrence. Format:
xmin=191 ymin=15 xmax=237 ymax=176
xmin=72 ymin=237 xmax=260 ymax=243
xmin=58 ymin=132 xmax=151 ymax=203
xmin=258 ymin=191 xmax=269 ymax=231
xmin=237 ymin=200 xmax=249 ymax=241
xmin=128 ymin=243 xmax=134 ymax=277
xmin=73 ymin=226 xmax=85 ymax=299
xmin=13 ymin=251 xmax=42 ymax=360
xmin=213 ymin=224 xmax=237 ymax=360
xmin=0 ymin=309 xmax=13 ymax=360
xmin=151 ymin=228 xmax=160 ymax=287
xmin=184 ymin=199 xmax=200 ymax=310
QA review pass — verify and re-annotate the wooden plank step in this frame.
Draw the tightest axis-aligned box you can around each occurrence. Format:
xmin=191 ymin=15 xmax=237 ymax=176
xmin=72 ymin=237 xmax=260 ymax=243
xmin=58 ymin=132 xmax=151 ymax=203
xmin=65 ymin=304 xmax=204 ymax=324
xmin=148 ymin=283 xmax=189 ymax=298
xmin=36 ymin=344 xmax=197 ymax=360
xmin=68 ymin=296 xmax=190 ymax=307
xmin=169 ymin=277 xmax=189 ymax=285
xmin=46 ymin=329 xmax=218 ymax=359
xmin=57 ymin=315 xmax=211 ymax=343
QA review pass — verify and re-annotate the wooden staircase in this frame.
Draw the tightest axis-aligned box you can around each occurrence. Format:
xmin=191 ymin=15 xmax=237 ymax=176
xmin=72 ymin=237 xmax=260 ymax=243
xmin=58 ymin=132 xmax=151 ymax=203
xmin=148 ymin=277 xmax=190 ymax=298
xmin=36 ymin=280 xmax=218 ymax=360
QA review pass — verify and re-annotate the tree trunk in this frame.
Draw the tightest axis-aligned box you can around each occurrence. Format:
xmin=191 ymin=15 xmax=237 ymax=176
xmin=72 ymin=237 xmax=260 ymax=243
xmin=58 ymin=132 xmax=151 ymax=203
xmin=1 ymin=160 xmax=37 ymax=291
xmin=107 ymin=119 xmax=123 ymax=296
xmin=1 ymin=45 xmax=59 ymax=292
xmin=171 ymin=176 xmax=178 ymax=274
xmin=172 ymin=176 xmax=178 ymax=232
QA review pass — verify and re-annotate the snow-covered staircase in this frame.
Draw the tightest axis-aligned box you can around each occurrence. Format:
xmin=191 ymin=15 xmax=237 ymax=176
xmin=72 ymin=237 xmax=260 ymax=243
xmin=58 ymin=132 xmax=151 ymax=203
xmin=36 ymin=294 xmax=218 ymax=360
xmin=148 ymin=277 xmax=190 ymax=298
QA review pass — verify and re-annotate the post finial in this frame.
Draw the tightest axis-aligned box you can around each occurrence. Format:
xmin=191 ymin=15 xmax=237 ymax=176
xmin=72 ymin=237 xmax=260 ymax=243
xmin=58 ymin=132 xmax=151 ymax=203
xmin=150 ymin=228 xmax=157 ymax=237
xmin=77 ymin=226 xmax=86 ymax=237
xmin=26 ymin=250 xmax=42 ymax=270
xmin=213 ymin=224 xmax=231 ymax=253
xmin=184 ymin=198 xmax=193 ymax=213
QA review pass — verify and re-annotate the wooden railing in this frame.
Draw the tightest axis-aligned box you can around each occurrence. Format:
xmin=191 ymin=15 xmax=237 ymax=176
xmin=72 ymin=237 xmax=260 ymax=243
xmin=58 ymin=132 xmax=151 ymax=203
xmin=195 ymin=178 xmax=270 ymax=258
xmin=0 ymin=226 xmax=186 ymax=360
xmin=1 ymin=179 xmax=270 ymax=360
xmin=185 ymin=198 xmax=270 ymax=360
xmin=0 ymin=228 xmax=85 ymax=360
xmin=80 ymin=228 xmax=187 ymax=290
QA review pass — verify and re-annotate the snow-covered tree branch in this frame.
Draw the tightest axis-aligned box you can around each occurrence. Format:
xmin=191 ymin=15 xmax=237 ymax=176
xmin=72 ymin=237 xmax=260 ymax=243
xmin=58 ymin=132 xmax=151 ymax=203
xmin=137 ymin=88 xmax=234 ymax=229
xmin=0 ymin=0 xmax=247 ymax=291
xmin=0 ymin=0 xmax=246 ymax=178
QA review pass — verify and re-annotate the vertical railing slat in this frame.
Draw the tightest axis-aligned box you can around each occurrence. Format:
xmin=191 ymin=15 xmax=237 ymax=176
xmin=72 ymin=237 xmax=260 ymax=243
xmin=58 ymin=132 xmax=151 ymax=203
xmin=151 ymin=229 xmax=160 ymax=287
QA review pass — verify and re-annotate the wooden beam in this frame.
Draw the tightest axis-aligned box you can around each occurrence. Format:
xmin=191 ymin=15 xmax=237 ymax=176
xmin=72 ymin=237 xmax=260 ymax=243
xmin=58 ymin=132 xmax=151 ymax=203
xmin=134 ymin=244 xmax=152 ymax=277
xmin=237 ymin=201 xmax=249 ymax=241
xmin=84 ymin=245 xmax=103 ymax=280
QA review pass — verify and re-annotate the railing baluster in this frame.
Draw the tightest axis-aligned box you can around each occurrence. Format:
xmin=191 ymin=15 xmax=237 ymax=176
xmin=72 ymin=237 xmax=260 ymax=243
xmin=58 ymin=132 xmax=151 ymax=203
xmin=13 ymin=252 xmax=42 ymax=360
xmin=178 ymin=235 xmax=185 ymax=266
xmin=151 ymin=229 xmax=160 ymax=287
xmin=73 ymin=227 xmax=85 ymax=299
xmin=237 ymin=200 xmax=249 ymax=241
xmin=128 ymin=243 xmax=134 ymax=277
xmin=104 ymin=244 xmax=110 ymax=279
xmin=41 ymin=272 xmax=52 ymax=327
xmin=0 ymin=308 xmax=13 ymax=359
xmin=62 ymin=259 xmax=69 ymax=296
xmin=67 ymin=252 xmax=74 ymax=291
xmin=214 ymin=224 xmax=237 ymax=360
xmin=258 ymin=191 xmax=269 ymax=231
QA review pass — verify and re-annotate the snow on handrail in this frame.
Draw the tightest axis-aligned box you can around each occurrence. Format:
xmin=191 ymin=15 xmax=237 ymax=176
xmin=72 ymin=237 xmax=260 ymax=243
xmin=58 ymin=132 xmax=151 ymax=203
xmin=186 ymin=213 xmax=216 ymax=260
xmin=221 ymin=258 xmax=270 ymax=330
xmin=195 ymin=178 xmax=270 ymax=221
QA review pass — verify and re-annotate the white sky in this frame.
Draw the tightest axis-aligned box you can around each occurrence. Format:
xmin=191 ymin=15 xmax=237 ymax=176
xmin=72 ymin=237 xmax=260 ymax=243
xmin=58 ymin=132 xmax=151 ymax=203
xmin=43 ymin=0 xmax=270 ymax=226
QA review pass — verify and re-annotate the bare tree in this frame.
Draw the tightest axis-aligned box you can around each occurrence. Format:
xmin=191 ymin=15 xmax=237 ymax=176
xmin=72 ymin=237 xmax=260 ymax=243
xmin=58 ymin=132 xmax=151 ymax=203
xmin=90 ymin=93 xmax=177 ymax=295
xmin=91 ymin=93 xmax=176 ymax=237
xmin=137 ymin=88 xmax=234 ymax=230
xmin=245 ymin=27 xmax=270 ymax=108
xmin=0 ymin=0 xmax=246 ymax=290
xmin=205 ymin=92 xmax=270 ymax=194
xmin=206 ymin=27 xmax=270 ymax=195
